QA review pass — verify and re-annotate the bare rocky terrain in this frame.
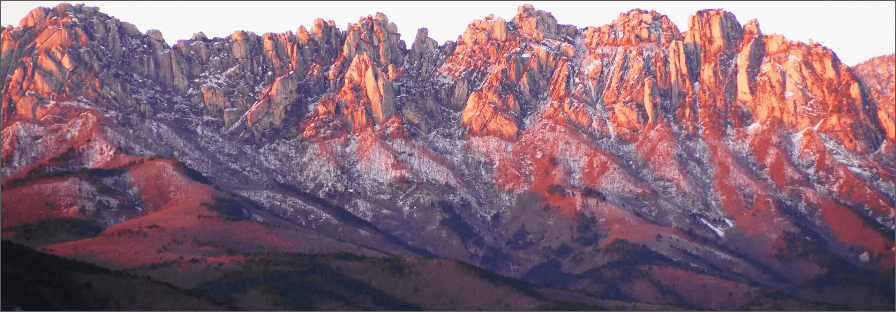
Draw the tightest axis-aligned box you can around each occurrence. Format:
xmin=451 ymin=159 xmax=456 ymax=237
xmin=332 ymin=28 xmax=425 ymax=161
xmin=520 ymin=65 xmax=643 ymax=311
xmin=2 ymin=3 xmax=894 ymax=310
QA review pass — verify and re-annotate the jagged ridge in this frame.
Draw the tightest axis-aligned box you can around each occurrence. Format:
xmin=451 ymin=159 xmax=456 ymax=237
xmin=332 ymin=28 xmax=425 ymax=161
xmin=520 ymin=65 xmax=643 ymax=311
xmin=2 ymin=3 xmax=894 ymax=310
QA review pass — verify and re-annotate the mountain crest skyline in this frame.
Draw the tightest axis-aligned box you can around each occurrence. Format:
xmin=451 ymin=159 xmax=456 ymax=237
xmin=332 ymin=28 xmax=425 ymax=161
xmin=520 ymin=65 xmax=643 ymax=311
xmin=2 ymin=2 xmax=894 ymax=310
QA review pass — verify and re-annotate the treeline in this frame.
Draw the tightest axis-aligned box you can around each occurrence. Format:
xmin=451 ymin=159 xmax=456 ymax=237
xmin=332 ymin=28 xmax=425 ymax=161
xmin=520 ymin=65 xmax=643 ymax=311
xmin=1 ymin=240 xmax=235 ymax=310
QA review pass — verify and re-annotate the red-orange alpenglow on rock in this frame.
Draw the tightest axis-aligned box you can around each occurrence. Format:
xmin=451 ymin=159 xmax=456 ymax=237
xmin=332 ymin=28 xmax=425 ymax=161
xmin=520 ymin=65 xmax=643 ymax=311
xmin=1 ymin=3 xmax=893 ymax=311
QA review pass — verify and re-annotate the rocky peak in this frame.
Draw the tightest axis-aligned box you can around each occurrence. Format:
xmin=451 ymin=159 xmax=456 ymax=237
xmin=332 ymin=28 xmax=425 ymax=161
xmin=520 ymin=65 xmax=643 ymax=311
xmin=742 ymin=18 xmax=761 ymax=41
xmin=341 ymin=13 xmax=404 ymax=66
xmin=18 ymin=3 xmax=80 ymax=28
xmin=18 ymin=7 xmax=48 ymax=28
xmin=455 ymin=12 xmax=512 ymax=65
xmin=2 ymin=3 xmax=96 ymax=127
xmin=583 ymin=9 xmax=681 ymax=47
xmin=310 ymin=18 xmax=337 ymax=40
xmin=298 ymin=13 xmax=406 ymax=138
xmin=741 ymin=31 xmax=885 ymax=153
xmin=685 ymin=9 xmax=744 ymax=57
xmin=146 ymin=29 xmax=164 ymax=42
xmin=512 ymin=3 xmax=569 ymax=41
xmin=461 ymin=13 xmax=508 ymax=44
xmin=334 ymin=13 xmax=405 ymax=92
xmin=296 ymin=18 xmax=345 ymax=76
xmin=190 ymin=31 xmax=207 ymax=41
xmin=306 ymin=18 xmax=344 ymax=54
xmin=445 ymin=4 xmax=586 ymax=140
xmin=405 ymin=27 xmax=440 ymax=77
xmin=2 ymin=5 xmax=895 ymax=310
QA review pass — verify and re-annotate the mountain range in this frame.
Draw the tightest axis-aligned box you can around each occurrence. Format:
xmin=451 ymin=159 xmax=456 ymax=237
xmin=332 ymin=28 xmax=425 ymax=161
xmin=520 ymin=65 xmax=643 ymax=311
xmin=1 ymin=3 xmax=894 ymax=310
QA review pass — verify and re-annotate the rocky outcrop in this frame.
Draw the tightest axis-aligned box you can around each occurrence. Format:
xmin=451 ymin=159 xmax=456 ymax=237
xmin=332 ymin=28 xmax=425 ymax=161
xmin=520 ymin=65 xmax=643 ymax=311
xmin=446 ymin=5 xmax=584 ymax=140
xmin=854 ymin=54 xmax=895 ymax=142
xmin=2 ymin=4 xmax=96 ymax=126
xmin=460 ymin=68 xmax=520 ymax=140
xmin=2 ymin=3 xmax=356 ymax=136
xmin=2 ymin=4 xmax=894 ymax=310
xmin=245 ymin=71 xmax=299 ymax=138
xmin=300 ymin=14 xmax=406 ymax=140
xmin=741 ymin=32 xmax=883 ymax=153
xmin=582 ymin=9 xmax=681 ymax=47
xmin=395 ymin=27 xmax=452 ymax=132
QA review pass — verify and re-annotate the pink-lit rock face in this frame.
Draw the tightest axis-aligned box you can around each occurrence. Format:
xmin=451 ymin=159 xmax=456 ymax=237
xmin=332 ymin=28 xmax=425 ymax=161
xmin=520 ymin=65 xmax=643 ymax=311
xmin=582 ymin=9 xmax=682 ymax=47
xmin=854 ymin=54 xmax=896 ymax=142
xmin=1 ymin=3 xmax=893 ymax=311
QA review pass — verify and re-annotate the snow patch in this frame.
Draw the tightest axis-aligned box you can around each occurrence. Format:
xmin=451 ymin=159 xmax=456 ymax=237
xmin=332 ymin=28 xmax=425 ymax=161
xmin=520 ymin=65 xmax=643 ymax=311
xmin=700 ymin=218 xmax=726 ymax=237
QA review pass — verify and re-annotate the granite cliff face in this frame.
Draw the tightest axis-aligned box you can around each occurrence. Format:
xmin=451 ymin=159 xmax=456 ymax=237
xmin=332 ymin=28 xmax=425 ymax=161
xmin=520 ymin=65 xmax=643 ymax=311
xmin=855 ymin=54 xmax=895 ymax=143
xmin=2 ymin=3 xmax=894 ymax=310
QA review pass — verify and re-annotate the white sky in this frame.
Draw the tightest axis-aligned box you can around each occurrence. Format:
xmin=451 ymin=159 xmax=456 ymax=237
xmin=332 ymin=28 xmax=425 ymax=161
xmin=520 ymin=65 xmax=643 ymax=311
xmin=2 ymin=1 xmax=894 ymax=66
